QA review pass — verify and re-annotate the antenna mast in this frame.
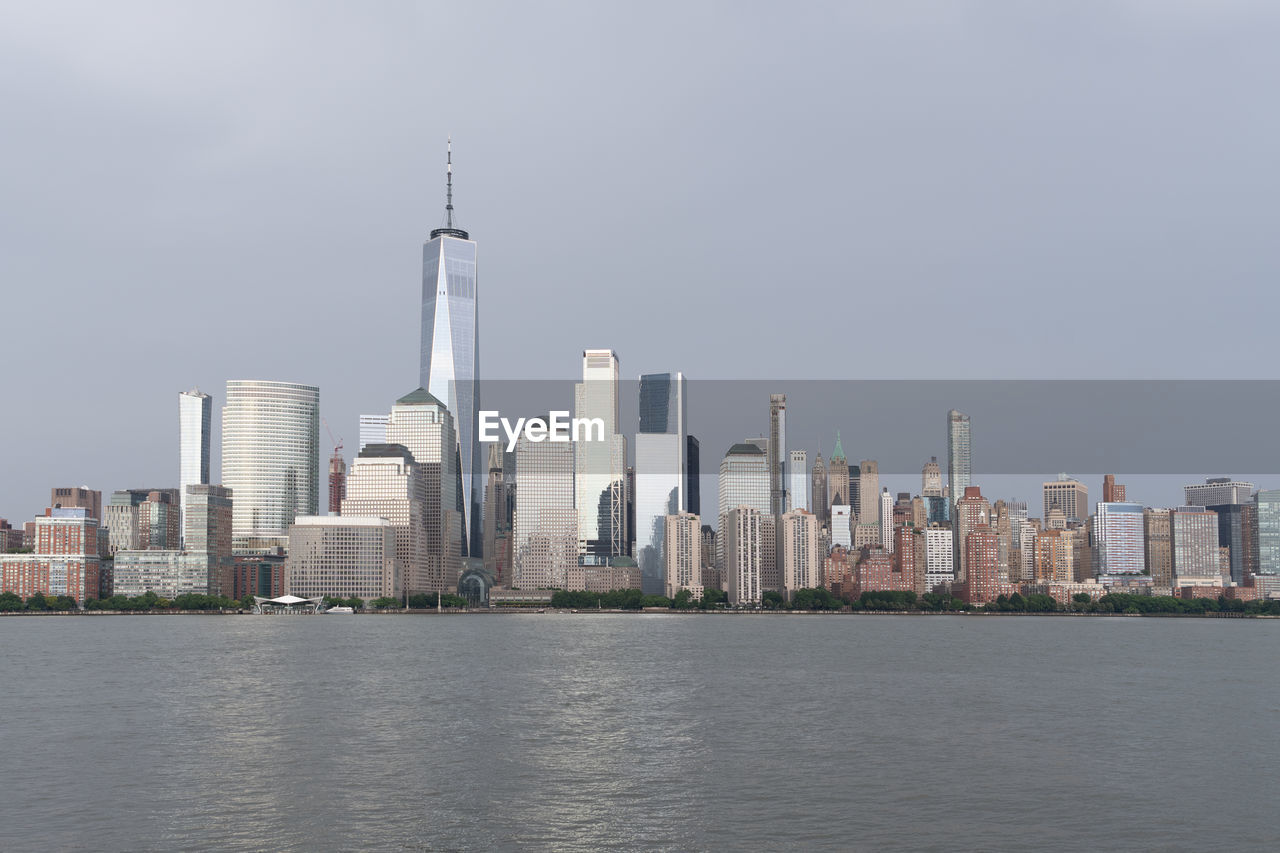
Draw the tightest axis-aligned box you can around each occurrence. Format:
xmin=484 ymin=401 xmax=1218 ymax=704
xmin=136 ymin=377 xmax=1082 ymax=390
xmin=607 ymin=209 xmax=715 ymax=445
xmin=446 ymin=137 xmax=454 ymax=229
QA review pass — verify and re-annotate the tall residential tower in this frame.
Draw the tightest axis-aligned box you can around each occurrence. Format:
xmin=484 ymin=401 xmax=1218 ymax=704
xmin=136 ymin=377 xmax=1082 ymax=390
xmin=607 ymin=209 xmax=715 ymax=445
xmin=178 ymin=388 xmax=212 ymax=546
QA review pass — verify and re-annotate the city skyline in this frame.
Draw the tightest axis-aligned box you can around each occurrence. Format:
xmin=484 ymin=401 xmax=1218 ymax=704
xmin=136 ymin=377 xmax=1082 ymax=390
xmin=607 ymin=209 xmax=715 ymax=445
xmin=7 ymin=3 xmax=1280 ymax=519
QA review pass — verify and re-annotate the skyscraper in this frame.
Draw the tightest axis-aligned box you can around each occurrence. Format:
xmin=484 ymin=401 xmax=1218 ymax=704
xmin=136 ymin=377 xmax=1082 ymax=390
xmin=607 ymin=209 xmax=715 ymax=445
xmin=768 ymin=394 xmax=787 ymax=515
xmin=953 ymin=485 xmax=991 ymax=582
xmin=221 ymin=380 xmax=319 ymax=553
xmin=178 ymin=388 xmax=211 ymax=546
xmin=946 ymin=410 xmax=971 ymax=508
xmin=1094 ymin=502 xmax=1145 ymax=577
xmin=879 ymin=487 xmax=894 ymax=551
xmin=1170 ymin=506 xmax=1221 ymax=588
xmin=686 ymin=435 xmax=701 ymax=517
xmin=811 ymin=452 xmax=827 ymax=527
xmin=420 ymin=140 xmax=481 ymax=557
xmin=358 ymin=414 xmax=389 ymax=451
xmin=384 ymin=388 xmax=464 ymax=592
xmin=924 ymin=526 xmax=954 ymax=591
xmin=328 ymin=451 xmax=347 ymax=515
xmin=341 ymin=443 xmax=428 ymax=595
xmin=1255 ymin=490 xmax=1280 ymax=576
xmin=1102 ymin=474 xmax=1127 ymax=503
xmin=788 ymin=450 xmax=808 ymax=512
xmin=781 ymin=509 xmax=820 ymax=597
xmin=513 ymin=423 xmax=577 ymax=590
xmin=184 ymin=484 xmax=233 ymax=596
xmin=859 ymin=460 xmax=880 ymax=527
xmin=285 ymin=516 xmax=398 ymax=602
xmin=664 ymin=512 xmax=702 ymax=599
xmin=1043 ymin=475 xmax=1088 ymax=525
xmin=724 ymin=506 xmax=763 ymax=606
xmin=1183 ymin=477 xmax=1255 ymax=508
xmin=922 ymin=457 xmax=942 ymax=498
xmin=575 ymin=349 xmax=628 ymax=560
xmin=718 ymin=443 xmax=770 ymax=520
xmin=1144 ymin=508 xmax=1173 ymax=592
xmin=635 ymin=372 xmax=686 ymax=594
xmin=827 ymin=434 xmax=850 ymax=512
xmin=482 ymin=443 xmax=515 ymax=587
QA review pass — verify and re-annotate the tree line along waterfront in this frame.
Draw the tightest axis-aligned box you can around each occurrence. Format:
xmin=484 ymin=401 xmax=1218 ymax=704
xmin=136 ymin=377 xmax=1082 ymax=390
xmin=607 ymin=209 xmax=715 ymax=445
xmin=2 ymin=589 xmax=1278 ymax=616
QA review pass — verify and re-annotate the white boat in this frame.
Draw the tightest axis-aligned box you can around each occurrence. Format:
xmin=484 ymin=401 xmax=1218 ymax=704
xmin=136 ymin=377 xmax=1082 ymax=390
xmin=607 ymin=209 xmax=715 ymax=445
xmin=325 ymin=606 xmax=355 ymax=614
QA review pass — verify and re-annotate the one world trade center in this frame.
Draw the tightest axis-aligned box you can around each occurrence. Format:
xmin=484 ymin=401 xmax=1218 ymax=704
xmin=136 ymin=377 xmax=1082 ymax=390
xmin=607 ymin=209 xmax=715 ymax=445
xmin=420 ymin=140 xmax=482 ymax=556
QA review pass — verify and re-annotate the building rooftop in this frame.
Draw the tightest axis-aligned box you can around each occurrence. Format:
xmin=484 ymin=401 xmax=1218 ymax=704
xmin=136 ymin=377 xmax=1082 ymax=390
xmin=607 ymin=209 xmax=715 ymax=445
xmin=394 ymin=387 xmax=447 ymax=408
xmin=357 ymin=443 xmax=414 ymax=461
xmin=725 ymin=443 xmax=765 ymax=456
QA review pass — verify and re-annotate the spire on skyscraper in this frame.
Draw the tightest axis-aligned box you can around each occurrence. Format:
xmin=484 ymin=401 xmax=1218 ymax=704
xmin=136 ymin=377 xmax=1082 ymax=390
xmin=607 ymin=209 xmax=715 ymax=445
xmin=446 ymin=136 xmax=454 ymax=229
xmin=432 ymin=137 xmax=469 ymax=240
xmin=832 ymin=430 xmax=845 ymax=461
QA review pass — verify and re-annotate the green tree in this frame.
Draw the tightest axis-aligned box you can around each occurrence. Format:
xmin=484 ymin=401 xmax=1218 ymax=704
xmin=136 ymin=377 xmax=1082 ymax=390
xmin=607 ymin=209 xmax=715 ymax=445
xmin=699 ymin=588 xmax=728 ymax=610
xmin=761 ymin=590 xmax=785 ymax=610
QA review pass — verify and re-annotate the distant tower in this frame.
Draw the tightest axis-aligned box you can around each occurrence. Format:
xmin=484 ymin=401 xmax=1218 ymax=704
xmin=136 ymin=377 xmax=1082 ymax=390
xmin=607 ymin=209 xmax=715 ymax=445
xmin=947 ymin=410 xmax=971 ymax=511
xmin=328 ymin=452 xmax=346 ymax=514
xmin=420 ymin=138 xmax=482 ymax=558
xmin=922 ymin=457 xmax=942 ymax=498
xmin=179 ymin=388 xmax=212 ymax=546
xmin=811 ymin=453 xmax=827 ymax=527
xmin=768 ymin=394 xmax=787 ymax=515
xmin=324 ymin=419 xmax=345 ymax=515
xmin=826 ymin=434 xmax=850 ymax=513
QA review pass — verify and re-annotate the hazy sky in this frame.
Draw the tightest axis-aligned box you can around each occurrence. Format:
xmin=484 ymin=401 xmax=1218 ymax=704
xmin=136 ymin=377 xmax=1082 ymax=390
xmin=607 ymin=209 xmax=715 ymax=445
xmin=3 ymin=1 xmax=1279 ymax=519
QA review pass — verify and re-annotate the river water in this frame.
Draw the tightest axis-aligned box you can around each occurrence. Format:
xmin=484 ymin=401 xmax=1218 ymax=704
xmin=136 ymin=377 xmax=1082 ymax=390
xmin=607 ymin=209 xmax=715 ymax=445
xmin=0 ymin=613 xmax=1275 ymax=851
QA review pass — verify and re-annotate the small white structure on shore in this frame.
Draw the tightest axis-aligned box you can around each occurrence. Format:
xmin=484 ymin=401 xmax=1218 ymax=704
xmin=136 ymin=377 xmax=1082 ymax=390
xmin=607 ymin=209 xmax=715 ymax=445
xmin=252 ymin=595 xmax=323 ymax=614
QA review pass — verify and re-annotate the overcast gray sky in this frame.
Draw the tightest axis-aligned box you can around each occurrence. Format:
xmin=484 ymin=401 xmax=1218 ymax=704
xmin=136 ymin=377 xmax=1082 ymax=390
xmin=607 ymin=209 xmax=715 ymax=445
xmin=3 ymin=1 xmax=1278 ymax=519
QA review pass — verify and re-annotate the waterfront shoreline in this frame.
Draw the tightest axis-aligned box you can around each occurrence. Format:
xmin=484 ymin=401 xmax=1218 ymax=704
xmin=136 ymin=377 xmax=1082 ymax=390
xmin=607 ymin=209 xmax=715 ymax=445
xmin=2 ymin=608 xmax=1275 ymax=618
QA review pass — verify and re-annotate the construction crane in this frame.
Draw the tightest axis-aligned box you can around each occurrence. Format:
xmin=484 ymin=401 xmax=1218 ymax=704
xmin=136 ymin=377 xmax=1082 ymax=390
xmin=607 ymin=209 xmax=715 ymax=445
xmin=323 ymin=418 xmax=344 ymax=458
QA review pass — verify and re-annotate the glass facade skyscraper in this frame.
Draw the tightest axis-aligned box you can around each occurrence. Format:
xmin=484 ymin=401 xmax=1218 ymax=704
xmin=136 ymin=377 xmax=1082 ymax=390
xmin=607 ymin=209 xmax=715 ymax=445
xmin=1255 ymin=490 xmax=1280 ymax=576
xmin=635 ymin=372 xmax=686 ymax=594
xmin=221 ymin=380 xmax=320 ymax=553
xmin=178 ymin=388 xmax=211 ymax=547
xmin=420 ymin=144 xmax=481 ymax=558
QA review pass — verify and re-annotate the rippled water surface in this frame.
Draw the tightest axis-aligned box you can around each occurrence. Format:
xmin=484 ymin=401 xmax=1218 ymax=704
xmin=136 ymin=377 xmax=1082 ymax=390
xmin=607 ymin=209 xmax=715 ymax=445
xmin=0 ymin=613 xmax=1275 ymax=851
